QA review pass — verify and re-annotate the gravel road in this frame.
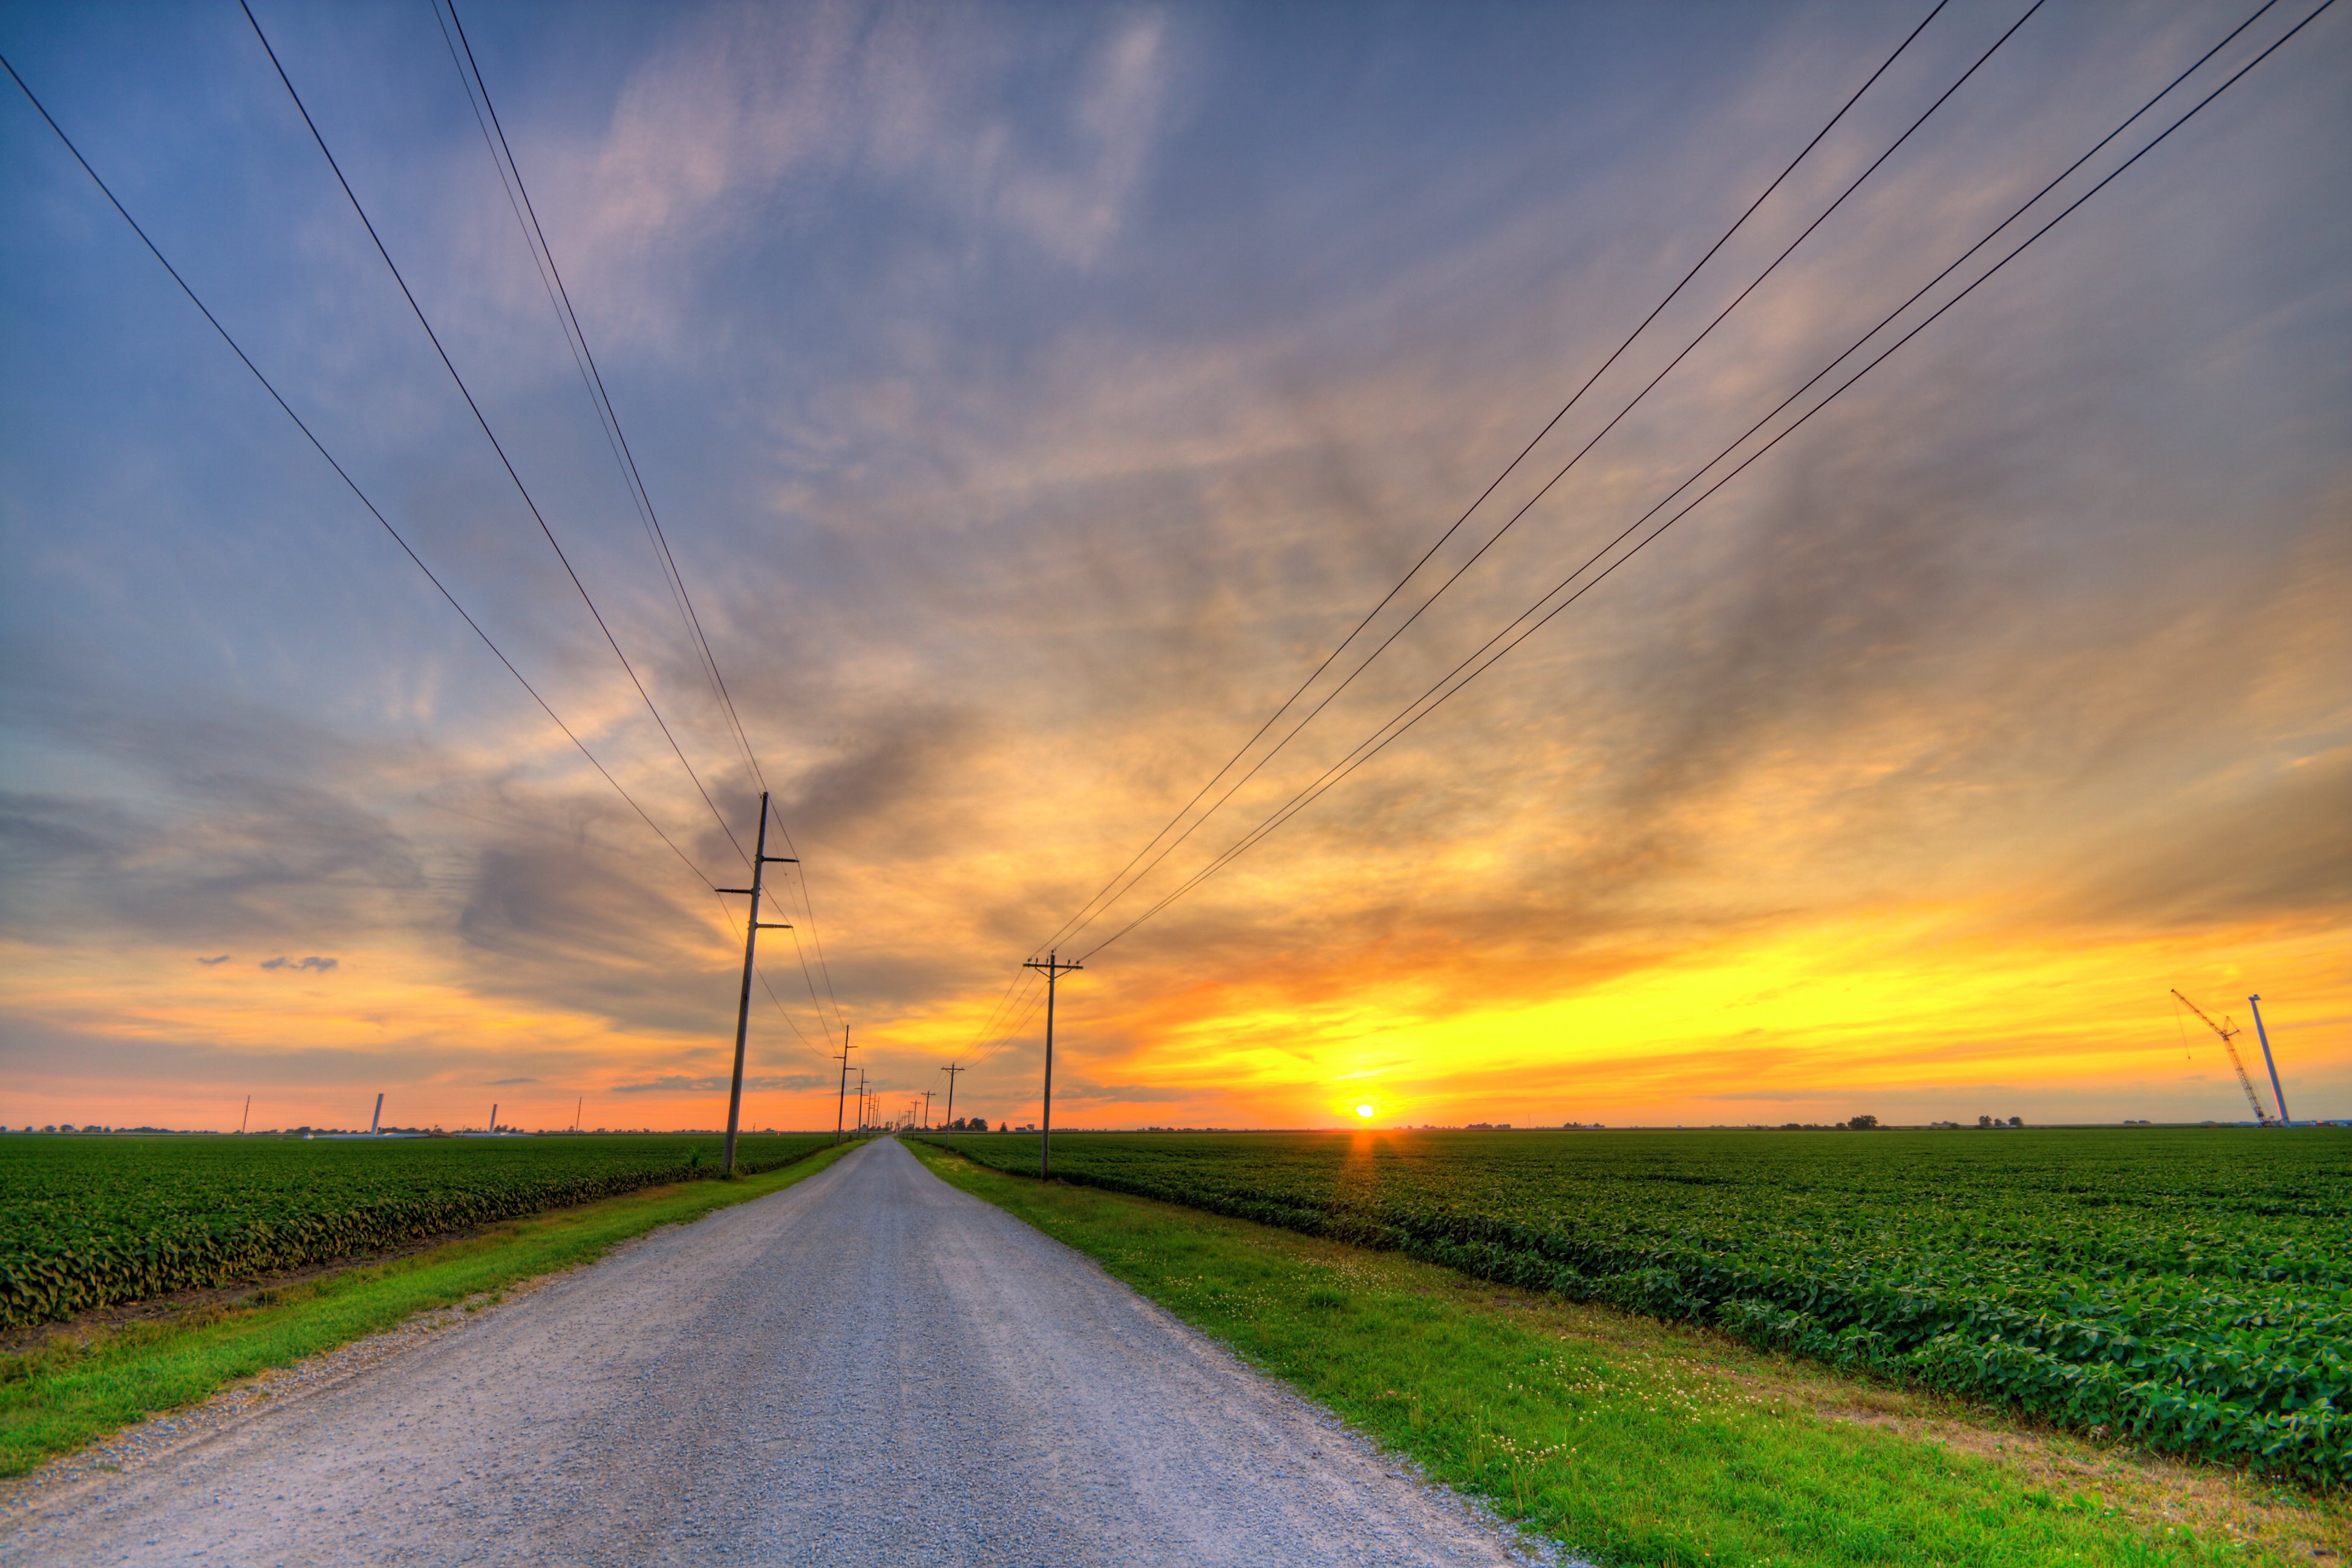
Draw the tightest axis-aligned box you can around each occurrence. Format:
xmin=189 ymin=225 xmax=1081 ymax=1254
xmin=5 ymin=1137 xmax=1558 ymax=1566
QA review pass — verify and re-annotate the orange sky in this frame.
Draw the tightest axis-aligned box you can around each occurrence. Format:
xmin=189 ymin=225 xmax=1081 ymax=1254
xmin=4 ymin=2 xmax=2347 ymax=1132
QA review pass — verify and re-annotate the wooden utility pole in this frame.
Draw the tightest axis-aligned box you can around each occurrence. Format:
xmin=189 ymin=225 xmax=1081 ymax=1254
xmin=1022 ymin=952 xmax=1082 ymax=1179
xmin=921 ymin=1089 xmax=933 ymax=1129
xmin=942 ymin=1062 xmax=965 ymax=1139
xmin=714 ymin=791 xmax=797 ymax=1176
xmin=833 ymin=1029 xmax=854 ymax=1145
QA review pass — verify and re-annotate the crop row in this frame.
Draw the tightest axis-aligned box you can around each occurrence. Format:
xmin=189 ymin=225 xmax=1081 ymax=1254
xmin=923 ymin=1129 xmax=2349 ymax=1486
xmin=0 ymin=1132 xmax=848 ymax=1330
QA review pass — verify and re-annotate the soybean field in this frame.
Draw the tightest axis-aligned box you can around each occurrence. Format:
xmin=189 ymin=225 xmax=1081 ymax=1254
xmin=1 ymin=1131 xmax=844 ymax=1330
xmin=921 ymin=1127 xmax=2351 ymax=1486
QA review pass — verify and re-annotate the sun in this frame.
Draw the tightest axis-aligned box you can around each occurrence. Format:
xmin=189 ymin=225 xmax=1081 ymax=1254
xmin=1355 ymin=1104 xmax=1376 ymax=1119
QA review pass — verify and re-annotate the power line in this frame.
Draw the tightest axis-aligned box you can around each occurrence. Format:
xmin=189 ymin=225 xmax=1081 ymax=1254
xmin=956 ymin=962 xmax=1044 ymax=1061
xmin=1075 ymin=0 xmax=2331 ymax=959
xmin=431 ymin=1 xmax=852 ymax=1042
xmin=980 ymin=0 xmax=1979 ymax=1056
xmin=781 ymin=857 xmax=851 ymax=1038
xmin=239 ymin=0 xmax=753 ymax=872
xmin=967 ymin=984 xmax=1051 ymax=1074
xmin=0 ymin=48 xmax=715 ymax=893
xmin=710 ymin=890 xmax=837 ymax=1065
xmin=6 ymin=34 xmax=842 ymax=1099
xmin=1050 ymin=0 xmax=2049 ymax=959
xmin=1028 ymin=0 xmax=1959 ymax=961
xmin=431 ymin=0 xmax=769 ymax=800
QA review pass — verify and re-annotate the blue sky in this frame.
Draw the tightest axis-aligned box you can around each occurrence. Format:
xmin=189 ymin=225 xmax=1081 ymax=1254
xmin=2 ymin=0 xmax=2346 ymax=1132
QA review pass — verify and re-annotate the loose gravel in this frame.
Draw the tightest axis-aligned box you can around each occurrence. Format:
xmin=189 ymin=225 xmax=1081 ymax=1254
xmin=2 ymin=1137 xmax=1569 ymax=1566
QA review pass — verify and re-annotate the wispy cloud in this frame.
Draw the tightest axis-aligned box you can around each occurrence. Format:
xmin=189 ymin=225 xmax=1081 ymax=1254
xmin=612 ymin=1074 xmax=831 ymax=1095
xmin=1 ymin=1 xmax=2343 ymax=1132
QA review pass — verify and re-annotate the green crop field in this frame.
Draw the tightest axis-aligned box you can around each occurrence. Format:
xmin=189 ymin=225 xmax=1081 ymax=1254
xmin=920 ymin=1127 xmax=2351 ymax=1487
xmin=0 ymin=1131 xmax=845 ymax=1331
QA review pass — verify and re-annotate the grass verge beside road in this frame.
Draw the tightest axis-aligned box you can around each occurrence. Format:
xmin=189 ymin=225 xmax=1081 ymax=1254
xmin=0 ymin=1139 xmax=860 ymax=1477
xmin=912 ymin=1140 xmax=2346 ymax=1568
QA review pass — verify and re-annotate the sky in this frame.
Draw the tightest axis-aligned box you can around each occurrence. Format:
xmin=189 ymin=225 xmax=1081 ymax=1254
xmin=1 ymin=0 xmax=2345 ymax=1134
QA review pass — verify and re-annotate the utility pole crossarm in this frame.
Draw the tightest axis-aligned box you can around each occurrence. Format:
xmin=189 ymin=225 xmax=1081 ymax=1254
xmin=833 ymin=1029 xmax=854 ymax=1145
xmin=721 ymin=791 xmax=778 ymax=1177
xmin=1022 ymin=952 xmax=1082 ymax=1180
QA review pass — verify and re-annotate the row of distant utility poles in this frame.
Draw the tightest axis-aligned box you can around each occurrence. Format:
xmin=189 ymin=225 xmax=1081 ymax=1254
xmin=714 ymin=799 xmax=930 ymax=1155
xmin=716 ymin=794 xmax=1082 ymax=1178
xmin=713 ymin=792 xmax=904 ymax=1166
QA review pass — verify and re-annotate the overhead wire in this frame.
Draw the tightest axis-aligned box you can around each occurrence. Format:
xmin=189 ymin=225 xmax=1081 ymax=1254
xmin=938 ymin=960 xmax=1048 ymax=1079
xmin=1085 ymin=0 xmax=2320 ymax=958
xmin=972 ymin=0 xmax=1971 ymax=1068
xmin=10 ymin=24 xmax=841 ymax=1080
xmin=238 ymin=0 xmax=755 ymax=872
xmin=430 ymin=1 xmax=852 ymax=1047
xmin=966 ymin=980 xmax=1053 ymax=1073
xmin=710 ymin=890 xmax=840 ymax=1067
xmin=1047 ymin=0 xmax=2050 ymax=958
xmin=1074 ymin=0 xmax=2330 ymax=961
xmin=0 ymin=49 xmax=719 ymax=897
xmin=430 ymin=0 xmax=768 ymax=800
xmin=1025 ymin=0 xmax=1959 ymax=962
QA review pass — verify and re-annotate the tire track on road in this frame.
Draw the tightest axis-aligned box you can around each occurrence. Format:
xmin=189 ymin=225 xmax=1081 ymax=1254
xmin=5 ymin=1137 xmax=1564 ymax=1566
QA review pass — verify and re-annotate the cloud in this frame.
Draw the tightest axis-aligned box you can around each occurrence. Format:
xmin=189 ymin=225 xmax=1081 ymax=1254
xmin=2 ymin=2 xmax=2344 ymax=1133
xmin=612 ymin=1074 xmax=830 ymax=1094
xmin=260 ymin=956 xmax=339 ymax=973
xmin=0 ymin=746 xmax=425 ymax=949
xmin=195 ymin=955 xmax=232 ymax=967
xmin=547 ymin=0 xmax=1183 ymax=351
xmin=487 ymin=1077 xmax=538 ymax=1086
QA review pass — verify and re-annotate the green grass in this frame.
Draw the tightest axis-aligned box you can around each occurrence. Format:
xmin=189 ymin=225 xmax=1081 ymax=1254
xmin=2 ymin=1130 xmax=842 ymax=1328
xmin=0 ymin=1139 xmax=860 ymax=1477
xmin=911 ymin=1140 xmax=2347 ymax=1568
xmin=923 ymin=1128 xmax=2352 ymax=1486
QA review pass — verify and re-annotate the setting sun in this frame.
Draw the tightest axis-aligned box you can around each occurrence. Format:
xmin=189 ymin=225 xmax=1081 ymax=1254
xmin=1356 ymin=1105 xmax=1376 ymax=1118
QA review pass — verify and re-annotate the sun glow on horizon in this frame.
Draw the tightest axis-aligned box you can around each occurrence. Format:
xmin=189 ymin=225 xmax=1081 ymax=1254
xmin=1356 ymin=1103 xmax=1376 ymax=1118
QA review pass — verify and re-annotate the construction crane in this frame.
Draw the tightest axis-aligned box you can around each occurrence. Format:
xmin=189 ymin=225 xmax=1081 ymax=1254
xmin=2171 ymin=989 xmax=2274 ymax=1124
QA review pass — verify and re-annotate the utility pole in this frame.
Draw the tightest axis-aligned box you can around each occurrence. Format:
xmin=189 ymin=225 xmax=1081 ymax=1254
xmin=370 ymin=1092 xmax=383 ymax=1136
xmin=1022 ymin=952 xmax=1082 ymax=1180
xmin=921 ymin=1089 xmax=934 ymax=1129
xmin=2249 ymin=995 xmax=2291 ymax=1125
xmin=489 ymin=1102 xmax=498 ymax=1135
xmin=857 ymin=1068 xmax=868 ymax=1133
xmin=714 ymin=791 xmax=797 ymax=1176
xmin=942 ymin=1062 xmax=965 ymax=1138
xmin=240 ymin=1095 xmax=250 ymax=1135
xmin=833 ymin=1028 xmax=854 ymax=1145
